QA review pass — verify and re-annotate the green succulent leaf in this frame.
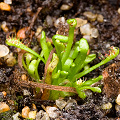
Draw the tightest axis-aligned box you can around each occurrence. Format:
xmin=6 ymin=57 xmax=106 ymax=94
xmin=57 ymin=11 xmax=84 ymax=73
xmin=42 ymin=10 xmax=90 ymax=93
xmin=6 ymin=37 xmax=45 ymax=63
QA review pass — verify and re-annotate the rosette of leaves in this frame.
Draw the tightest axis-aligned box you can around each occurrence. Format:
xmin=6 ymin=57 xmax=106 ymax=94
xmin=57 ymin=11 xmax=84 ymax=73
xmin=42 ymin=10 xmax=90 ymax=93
xmin=6 ymin=19 xmax=119 ymax=100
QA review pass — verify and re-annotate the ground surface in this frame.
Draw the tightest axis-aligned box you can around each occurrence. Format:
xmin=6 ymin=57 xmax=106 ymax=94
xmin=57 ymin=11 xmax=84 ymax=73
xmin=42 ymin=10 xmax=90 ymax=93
xmin=0 ymin=0 xmax=120 ymax=119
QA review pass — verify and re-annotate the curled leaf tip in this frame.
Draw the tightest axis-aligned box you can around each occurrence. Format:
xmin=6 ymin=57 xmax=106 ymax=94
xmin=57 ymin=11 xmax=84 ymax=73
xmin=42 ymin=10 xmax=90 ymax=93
xmin=67 ymin=19 xmax=77 ymax=27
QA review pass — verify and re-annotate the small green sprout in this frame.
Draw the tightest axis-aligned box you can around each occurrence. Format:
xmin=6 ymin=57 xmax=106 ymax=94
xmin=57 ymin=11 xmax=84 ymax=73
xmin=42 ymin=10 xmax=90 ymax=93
xmin=6 ymin=19 xmax=119 ymax=100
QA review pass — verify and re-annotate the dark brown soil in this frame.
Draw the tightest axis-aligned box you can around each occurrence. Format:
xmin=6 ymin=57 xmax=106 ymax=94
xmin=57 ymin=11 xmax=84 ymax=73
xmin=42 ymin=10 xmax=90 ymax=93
xmin=0 ymin=0 xmax=120 ymax=119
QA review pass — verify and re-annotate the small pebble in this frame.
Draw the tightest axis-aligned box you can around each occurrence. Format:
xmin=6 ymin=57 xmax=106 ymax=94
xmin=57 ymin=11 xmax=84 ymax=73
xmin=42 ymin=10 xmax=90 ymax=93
xmin=1 ymin=21 xmax=9 ymax=32
xmin=28 ymin=111 xmax=37 ymax=119
xmin=115 ymin=104 xmax=120 ymax=111
xmin=36 ymin=110 xmax=44 ymax=120
xmin=106 ymin=43 xmax=110 ymax=48
xmin=97 ymin=14 xmax=104 ymax=22
xmin=4 ymin=53 xmax=16 ymax=67
xmin=54 ymin=17 xmax=66 ymax=28
xmin=83 ymin=11 xmax=97 ymax=21
xmin=0 ymin=2 xmax=11 ymax=11
xmin=112 ymin=16 xmax=120 ymax=27
xmin=12 ymin=112 xmax=20 ymax=120
xmin=65 ymin=99 xmax=77 ymax=110
xmin=80 ymin=23 xmax=92 ymax=35
xmin=116 ymin=94 xmax=120 ymax=105
xmin=0 ymin=45 xmax=9 ymax=57
xmin=91 ymin=28 xmax=99 ymax=38
xmin=21 ymin=74 xmax=28 ymax=81
xmin=22 ymin=106 xmax=30 ymax=118
xmin=23 ymin=89 xmax=30 ymax=96
xmin=60 ymin=3 xmax=73 ymax=11
xmin=36 ymin=110 xmax=50 ymax=120
xmin=35 ymin=26 xmax=43 ymax=36
xmin=56 ymin=99 xmax=67 ymax=110
xmin=4 ymin=0 xmax=12 ymax=4
xmin=46 ymin=15 xmax=53 ymax=27
xmin=118 ymin=8 xmax=120 ymax=14
xmin=75 ymin=18 xmax=87 ymax=28
xmin=101 ymin=102 xmax=112 ymax=110
xmin=0 ymin=102 xmax=10 ymax=113
xmin=46 ymin=106 xmax=59 ymax=119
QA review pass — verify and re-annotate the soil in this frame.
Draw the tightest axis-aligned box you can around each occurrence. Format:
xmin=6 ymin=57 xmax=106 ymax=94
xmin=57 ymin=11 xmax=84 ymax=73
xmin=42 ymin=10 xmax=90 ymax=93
xmin=0 ymin=0 xmax=120 ymax=119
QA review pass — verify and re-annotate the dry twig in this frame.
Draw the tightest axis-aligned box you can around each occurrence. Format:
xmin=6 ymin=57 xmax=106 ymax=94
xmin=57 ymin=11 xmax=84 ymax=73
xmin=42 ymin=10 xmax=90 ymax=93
xmin=16 ymin=80 xmax=77 ymax=93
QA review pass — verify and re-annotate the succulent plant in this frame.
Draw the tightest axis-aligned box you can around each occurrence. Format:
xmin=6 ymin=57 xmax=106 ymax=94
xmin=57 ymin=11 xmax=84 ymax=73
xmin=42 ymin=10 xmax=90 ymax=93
xmin=6 ymin=19 xmax=119 ymax=100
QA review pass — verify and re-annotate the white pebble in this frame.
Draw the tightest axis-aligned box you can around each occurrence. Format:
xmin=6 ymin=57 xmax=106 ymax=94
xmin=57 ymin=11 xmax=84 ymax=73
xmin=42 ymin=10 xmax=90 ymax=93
xmin=116 ymin=94 xmax=120 ymax=105
xmin=46 ymin=106 xmax=58 ymax=118
xmin=118 ymin=8 xmax=120 ymax=14
xmin=56 ymin=99 xmax=67 ymax=110
xmin=4 ymin=0 xmax=12 ymax=4
xmin=106 ymin=43 xmax=110 ymax=48
xmin=36 ymin=110 xmax=50 ymax=120
xmin=12 ymin=112 xmax=20 ymax=120
xmin=28 ymin=111 xmax=37 ymax=119
xmin=0 ymin=45 xmax=9 ymax=57
xmin=23 ymin=89 xmax=30 ymax=96
xmin=91 ymin=28 xmax=99 ymax=38
xmin=54 ymin=17 xmax=66 ymax=28
xmin=80 ymin=23 xmax=92 ymax=35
